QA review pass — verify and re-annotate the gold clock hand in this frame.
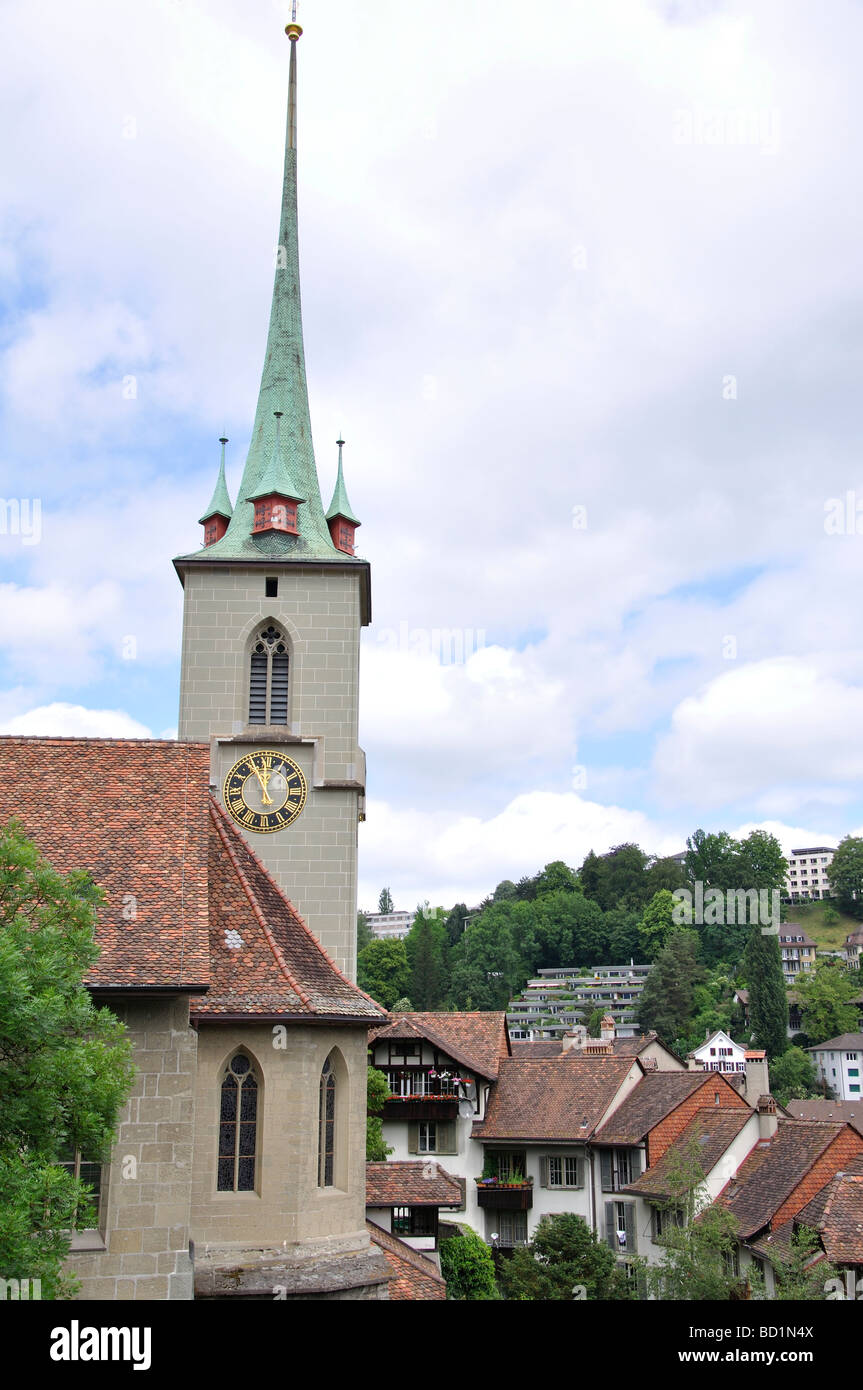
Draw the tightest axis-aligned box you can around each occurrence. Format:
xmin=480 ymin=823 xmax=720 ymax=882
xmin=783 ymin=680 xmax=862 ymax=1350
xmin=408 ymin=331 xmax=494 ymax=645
xmin=250 ymin=763 xmax=274 ymax=806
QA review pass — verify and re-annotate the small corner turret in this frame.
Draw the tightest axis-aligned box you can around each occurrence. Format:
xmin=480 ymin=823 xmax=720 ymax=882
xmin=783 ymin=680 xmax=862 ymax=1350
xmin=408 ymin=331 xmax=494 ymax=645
xmin=326 ymin=438 xmax=361 ymax=555
xmin=199 ymin=436 xmax=234 ymax=547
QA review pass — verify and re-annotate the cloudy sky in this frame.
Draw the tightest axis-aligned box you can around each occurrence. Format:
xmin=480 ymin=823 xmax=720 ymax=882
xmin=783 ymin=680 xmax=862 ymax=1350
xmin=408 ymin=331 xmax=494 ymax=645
xmin=2 ymin=0 xmax=862 ymax=912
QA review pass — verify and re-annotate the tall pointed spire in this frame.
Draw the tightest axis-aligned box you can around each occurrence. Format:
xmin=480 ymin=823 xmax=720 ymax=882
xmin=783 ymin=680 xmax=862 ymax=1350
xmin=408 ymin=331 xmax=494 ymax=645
xmin=326 ymin=437 xmax=361 ymax=555
xmin=190 ymin=14 xmax=349 ymax=562
xmin=199 ymin=436 xmax=234 ymax=546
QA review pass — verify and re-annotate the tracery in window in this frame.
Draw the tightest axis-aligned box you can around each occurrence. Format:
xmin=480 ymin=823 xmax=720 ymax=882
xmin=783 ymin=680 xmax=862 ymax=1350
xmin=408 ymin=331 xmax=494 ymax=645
xmin=249 ymin=624 xmax=290 ymax=725
xmin=218 ymin=1053 xmax=259 ymax=1192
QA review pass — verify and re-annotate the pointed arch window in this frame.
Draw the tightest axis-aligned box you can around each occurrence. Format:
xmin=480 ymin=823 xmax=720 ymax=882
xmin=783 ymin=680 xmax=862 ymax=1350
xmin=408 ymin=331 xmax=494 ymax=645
xmin=319 ymin=1056 xmax=336 ymax=1187
xmin=249 ymin=624 xmax=290 ymax=726
xmin=218 ymin=1053 xmax=259 ymax=1192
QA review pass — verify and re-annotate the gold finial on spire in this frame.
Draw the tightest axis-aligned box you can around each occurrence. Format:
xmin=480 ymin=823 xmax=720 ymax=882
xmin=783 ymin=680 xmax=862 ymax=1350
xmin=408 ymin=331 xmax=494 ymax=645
xmin=286 ymin=1 xmax=302 ymax=41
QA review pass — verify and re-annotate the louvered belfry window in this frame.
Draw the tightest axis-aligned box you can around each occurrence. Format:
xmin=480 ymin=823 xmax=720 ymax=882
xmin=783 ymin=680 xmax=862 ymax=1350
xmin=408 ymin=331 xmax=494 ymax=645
xmin=249 ymin=624 xmax=290 ymax=725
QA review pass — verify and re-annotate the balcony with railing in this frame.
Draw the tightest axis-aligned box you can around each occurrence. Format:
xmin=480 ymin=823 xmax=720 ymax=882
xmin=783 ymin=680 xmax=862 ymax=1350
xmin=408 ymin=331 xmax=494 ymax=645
xmin=381 ymin=1068 xmax=464 ymax=1120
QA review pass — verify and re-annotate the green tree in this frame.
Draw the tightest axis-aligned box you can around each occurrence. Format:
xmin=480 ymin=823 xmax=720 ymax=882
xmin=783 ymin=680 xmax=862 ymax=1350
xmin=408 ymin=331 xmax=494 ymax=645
xmin=827 ymin=837 xmax=863 ymax=920
xmin=637 ymin=930 xmax=703 ymax=1041
xmin=771 ymin=1225 xmax=839 ymax=1300
xmin=378 ymin=887 xmax=394 ymax=914
xmin=794 ymin=959 xmax=860 ymax=1046
xmin=0 ymin=820 xmax=136 ymax=1298
xmin=821 ymin=903 xmax=840 ymax=928
xmin=734 ymin=830 xmax=788 ymax=894
xmin=533 ymin=861 xmax=580 ymax=897
xmin=769 ymin=1047 xmax=819 ymax=1108
xmin=357 ymin=911 xmax=372 ymax=953
xmin=644 ymin=855 xmax=689 ymax=897
xmin=439 ymin=1227 xmax=498 ymax=1300
xmin=405 ymin=905 xmax=447 ymax=1011
xmin=492 ymin=880 xmax=517 ymax=902
xmin=638 ymin=890 xmax=678 ymax=961
xmin=646 ymin=1137 xmax=753 ymax=1301
xmin=366 ymin=1067 xmax=392 ymax=1162
xmin=444 ymin=902 xmax=469 ymax=947
xmin=580 ymin=844 xmax=650 ymax=913
xmin=391 ymin=996 xmax=413 ymax=1012
xmin=497 ymin=1213 xmax=633 ymax=1301
xmin=603 ymin=906 xmax=643 ymax=963
xmin=742 ymin=927 xmax=788 ymax=1058
xmin=586 ymin=1007 xmax=605 ymax=1038
xmin=356 ymin=939 xmax=411 ymax=1009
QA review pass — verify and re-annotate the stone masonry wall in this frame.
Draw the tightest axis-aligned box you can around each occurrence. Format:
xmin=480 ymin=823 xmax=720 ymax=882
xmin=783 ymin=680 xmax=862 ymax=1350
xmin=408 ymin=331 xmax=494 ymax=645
xmin=66 ymin=995 xmax=197 ymax=1301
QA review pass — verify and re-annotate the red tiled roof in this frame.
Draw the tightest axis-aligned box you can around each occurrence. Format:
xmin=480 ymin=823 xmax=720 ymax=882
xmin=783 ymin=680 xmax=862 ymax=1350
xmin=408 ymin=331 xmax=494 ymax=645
xmin=794 ymin=1157 xmax=863 ymax=1264
xmin=624 ymin=1109 xmax=753 ymax=1199
xmin=366 ymin=1222 xmax=446 ymax=1300
xmin=0 ymin=737 xmax=384 ymax=1020
xmin=366 ymin=1161 xmax=464 ymax=1208
xmin=594 ymin=1072 xmax=732 ymax=1146
xmin=0 ymin=737 xmax=211 ymax=989
xmin=785 ymin=1100 xmax=863 ymax=1136
xmin=472 ymin=1055 xmax=636 ymax=1142
xmin=714 ymin=1120 xmax=854 ymax=1239
xmin=370 ymin=1012 xmax=510 ymax=1079
xmin=195 ymin=799 xmax=386 ymax=1020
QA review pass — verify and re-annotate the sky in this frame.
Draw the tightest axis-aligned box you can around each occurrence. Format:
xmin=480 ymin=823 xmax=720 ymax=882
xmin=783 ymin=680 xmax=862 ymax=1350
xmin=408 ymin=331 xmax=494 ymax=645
xmin=1 ymin=0 xmax=862 ymax=913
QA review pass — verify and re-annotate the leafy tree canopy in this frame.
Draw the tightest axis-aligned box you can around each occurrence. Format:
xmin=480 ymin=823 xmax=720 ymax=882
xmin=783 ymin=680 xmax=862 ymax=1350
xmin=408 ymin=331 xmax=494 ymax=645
xmin=356 ymin=938 xmax=411 ymax=1010
xmin=0 ymin=820 xmax=136 ymax=1298
xmin=366 ymin=1068 xmax=392 ymax=1162
xmin=793 ymin=959 xmax=860 ymax=1046
xmin=439 ymin=1227 xmax=498 ymax=1300
xmin=827 ymin=837 xmax=863 ymax=920
xmin=769 ymin=1047 xmax=820 ymax=1109
xmin=496 ymin=1213 xmax=633 ymax=1301
xmin=377 ymin=887 xmax=394 ymax=914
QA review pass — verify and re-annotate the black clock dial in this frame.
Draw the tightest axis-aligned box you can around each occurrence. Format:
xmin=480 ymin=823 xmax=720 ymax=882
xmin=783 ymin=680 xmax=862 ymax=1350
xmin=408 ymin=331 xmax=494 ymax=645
xmin=223 ymin=750 xmax=307 ymax=834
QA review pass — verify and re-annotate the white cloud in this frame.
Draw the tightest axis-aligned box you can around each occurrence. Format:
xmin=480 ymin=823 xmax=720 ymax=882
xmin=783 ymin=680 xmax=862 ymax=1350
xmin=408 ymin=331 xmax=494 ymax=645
xmin=0 ymin=703 xmax=153 ymax=738
xmin=654 ymin=658 xmax=863 ymax=808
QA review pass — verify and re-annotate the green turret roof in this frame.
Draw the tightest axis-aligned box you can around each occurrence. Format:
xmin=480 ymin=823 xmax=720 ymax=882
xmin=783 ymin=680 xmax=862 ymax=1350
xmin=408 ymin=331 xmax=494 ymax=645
xmin=198 ymin=437 xmax=234 ymax=523
xmin=247 ymin=412 xmax=307 ymax=503
xmin=325 ymin=438 xmax=360 ymax=525
xmin=177 ymin=27 xmax=358 ymax=566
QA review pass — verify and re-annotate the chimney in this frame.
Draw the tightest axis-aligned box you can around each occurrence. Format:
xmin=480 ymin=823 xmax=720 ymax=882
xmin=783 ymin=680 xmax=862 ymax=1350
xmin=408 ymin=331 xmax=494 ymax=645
xmin=600 ymin=1014 xmax=616 ymax=1043
xmin=757 ymin=1094 xmax=778 ymax=1141
xmin=744 ymin=1051 xmax=770 ymax=1108
xmin=561 ymin=1025 xmax=588 ymax=1053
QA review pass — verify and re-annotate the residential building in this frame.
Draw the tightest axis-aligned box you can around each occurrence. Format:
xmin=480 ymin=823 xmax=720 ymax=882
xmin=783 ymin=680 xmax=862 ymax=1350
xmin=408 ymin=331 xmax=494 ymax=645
xmin=808 ymin=1034 xmax=863 ymax=1100
xmin=366 ymin=1161 xmax=464 ymax=1256
xmin=791 ymin=1155 xmax=863 ymax=1299
xmin=786 ymin=847 xmax=835 ymax=902
xmin=843 ymin=929 xmax=863 ymax=971
xmin=687 ymin=1029 xmax=748 ymax=1074
xmin=363 ymin=911 xmax=415 ymax=940
xmin=715 ymin=1118 xmax=863 ymax=1294
xmin=784 ymin=1099 xmax=863 ymax=1136
xmin=778 ymin=928 xmax=818 ymax=983
xmin=507 ymin=965 xmax=651 ymax=1041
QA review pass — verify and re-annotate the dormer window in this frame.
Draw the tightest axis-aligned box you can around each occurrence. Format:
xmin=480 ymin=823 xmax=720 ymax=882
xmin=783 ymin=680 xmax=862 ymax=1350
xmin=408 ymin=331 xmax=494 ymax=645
xmin=253 ymin=497 xmax=299 ymax=535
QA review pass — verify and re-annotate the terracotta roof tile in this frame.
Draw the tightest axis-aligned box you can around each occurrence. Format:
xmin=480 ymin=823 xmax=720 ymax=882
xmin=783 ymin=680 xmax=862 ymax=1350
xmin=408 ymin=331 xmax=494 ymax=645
xmin=366 ymin=1161 xmax=464 ymax=1208
xmin=594 ymin=1072 xmax=729 ymax=1145
xmin=366 ymin=1222 xmax=446 ymax=1300
xmin=784 ymin=1100 xmax=863 ymax=1134
xmin=0 ymin=737 xmax=210 ymax=989
xmin=370 ymin=1012 xmax=510 ymax=1079
xmin=195 ymin=799 xmax=386 ymax=1020
xmin=472 ymin=1055 xmax=636 ymax=1142
xmin=715 ymin=1120 xmax=851 ymax=1239
xmin=624 ymin=1109 xmax=753 ymax=1199
xmin=795 ymin=1156 xmax=863 ymax=1263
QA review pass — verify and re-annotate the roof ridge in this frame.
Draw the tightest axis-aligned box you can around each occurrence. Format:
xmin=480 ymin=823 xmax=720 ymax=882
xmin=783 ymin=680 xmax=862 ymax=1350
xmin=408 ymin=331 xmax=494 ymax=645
xmin=209 ymin=799 xmax=312 ymax=1009
xmin=208 ymin=794 xmax=385 ymax=1015
xmin=365 ymin=1222 xmax=446 ymax=1282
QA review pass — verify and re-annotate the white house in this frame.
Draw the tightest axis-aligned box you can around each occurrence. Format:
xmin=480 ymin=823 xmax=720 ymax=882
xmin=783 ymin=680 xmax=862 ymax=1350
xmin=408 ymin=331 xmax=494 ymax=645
xmin=808 ymin=1034 xmax=863 ymax=1100
xmin=688 ymin=1029 xmax=747 ymax=1074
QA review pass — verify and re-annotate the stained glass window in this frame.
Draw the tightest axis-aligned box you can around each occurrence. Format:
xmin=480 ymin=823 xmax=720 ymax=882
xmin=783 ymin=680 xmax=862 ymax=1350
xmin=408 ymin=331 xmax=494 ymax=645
xmin=218 ymin=1054 xmax=258 ymax=1192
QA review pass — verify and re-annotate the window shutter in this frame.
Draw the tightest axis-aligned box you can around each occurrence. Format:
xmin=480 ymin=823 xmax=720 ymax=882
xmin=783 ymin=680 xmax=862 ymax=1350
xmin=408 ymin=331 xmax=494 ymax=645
xmin=575 ymin=1156 xmax=584 ymax=1189
xmin=605 ymin=1202 xmax=616 ymax=1251
xmin=539 ymin=1156 xmax=549 ymax=1188
xmin=650 ymin=1206 xmax=659 ymax=1241
xmin=249 ymin=652 xmax=268 ymax=724
xmin=434 ymin=1122 xmax=456 ymax=1155
xmin=407 ymin=1122 xmax=419 ymax=1155
xmin=600 ymin=1150 xmax=613 ymax=1192
xmin=624 ymin=1202 xmax=637 ymax=1254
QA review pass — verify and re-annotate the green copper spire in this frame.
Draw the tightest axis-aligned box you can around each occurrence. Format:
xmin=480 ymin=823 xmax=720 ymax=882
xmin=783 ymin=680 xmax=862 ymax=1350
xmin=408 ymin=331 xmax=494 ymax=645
xmin=198 ymin=436 xmax=234 ymax=523
xmin=183 ymin=19 xmax=351 ymax=563
xmin=247 ymin=411 xmax=307 ymax=502
xmin=326 ymin=438 xmax=360 ymax=524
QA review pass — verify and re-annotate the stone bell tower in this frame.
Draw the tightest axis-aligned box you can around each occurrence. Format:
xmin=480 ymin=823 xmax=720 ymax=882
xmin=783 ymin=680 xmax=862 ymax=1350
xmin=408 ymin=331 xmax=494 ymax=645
xmin=175 ymin=17 xmax=370 ymax=980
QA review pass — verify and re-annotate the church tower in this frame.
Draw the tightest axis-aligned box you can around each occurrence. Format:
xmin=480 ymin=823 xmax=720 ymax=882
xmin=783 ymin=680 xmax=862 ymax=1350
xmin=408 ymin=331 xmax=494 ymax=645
xmin=175 ymin=16 xmax=370 ymax=980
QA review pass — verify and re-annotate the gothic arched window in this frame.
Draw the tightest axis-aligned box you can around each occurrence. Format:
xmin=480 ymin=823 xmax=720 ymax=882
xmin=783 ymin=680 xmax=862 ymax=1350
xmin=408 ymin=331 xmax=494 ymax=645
xmin=218 ymin=1053 xmax=259 ymax=1192
xmin=249 ymin=624 xmax=290 ymax=726
xmin=319 ymin=1056 xmax=336 ymax=1187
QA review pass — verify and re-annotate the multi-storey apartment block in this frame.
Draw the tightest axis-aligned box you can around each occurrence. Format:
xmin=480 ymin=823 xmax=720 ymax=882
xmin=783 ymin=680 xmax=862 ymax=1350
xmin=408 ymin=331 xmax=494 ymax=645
xmin=786 ymin=846 xmax=835 ymax=901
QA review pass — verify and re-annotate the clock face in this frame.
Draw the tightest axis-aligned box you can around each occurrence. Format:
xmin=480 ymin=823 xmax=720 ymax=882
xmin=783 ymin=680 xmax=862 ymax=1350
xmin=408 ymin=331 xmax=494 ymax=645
xmin=223 ymin=750 xmax=307 ymax=834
